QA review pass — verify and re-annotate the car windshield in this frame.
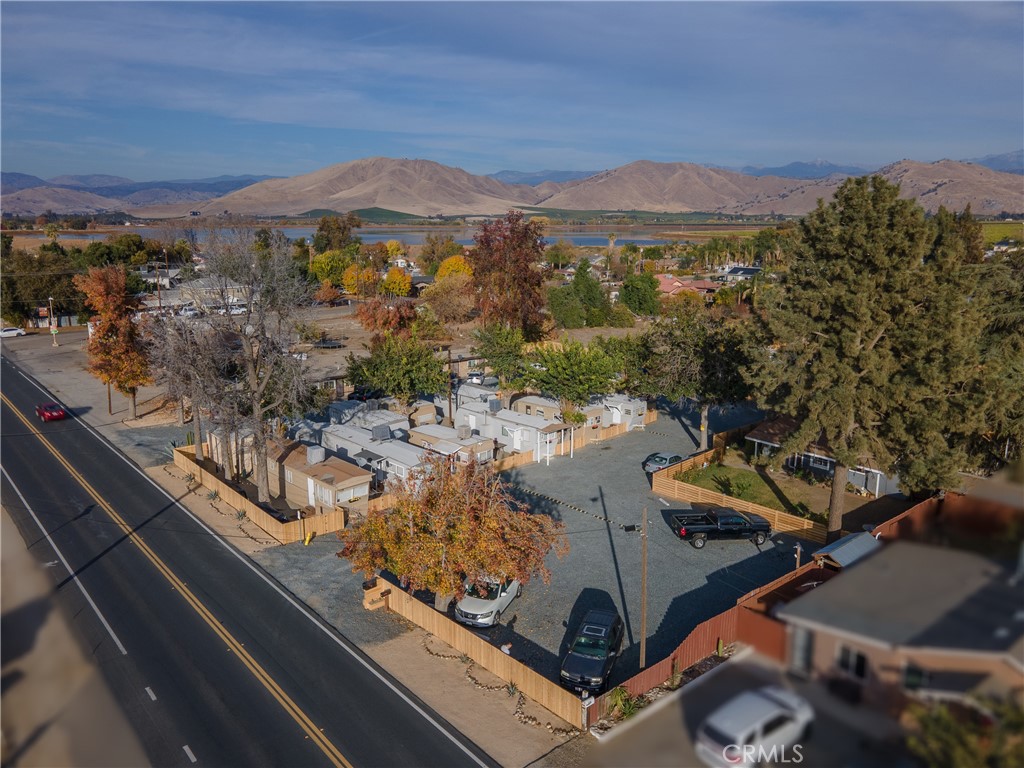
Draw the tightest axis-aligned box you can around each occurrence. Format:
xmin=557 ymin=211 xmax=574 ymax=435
xmin=465 ymin=582 xmax=500 ymax=601
xmin=570 ymin=634 xmax=609 ymax=658
xmin=701 ymin=723 xmax=736 ymax=750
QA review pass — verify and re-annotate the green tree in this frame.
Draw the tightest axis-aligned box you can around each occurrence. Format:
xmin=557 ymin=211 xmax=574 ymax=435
xmin=469 ymin=210 xmax=546 ymax=339
xmin=620 ymin=272 xmax=660 ymax=315
xmin=571 ymin=260 xmax=610 ymax=326
xmin=472 ymin=323 xmax=526 ymax=399
xmin=338 ymin=455 xmax=568 ymax=607
xmin=312 ymin=213 xmax=361 ymax=254
xmin=419 ymin=233 xmax=462 ymax=276
xmin=527 ymin=340 xmax=619 ymax=422
xmin=746 ymin=176 xmax=991 ymax=540
xmin=345 ymin=332 xmax=447 ymax=407
xmin=547 ymin=285 xmax=586 ymax=329
xmin=309 ymin=249 xmax=354 ymax=285
xmin=544 ymin=238 xmax=576 ymax=269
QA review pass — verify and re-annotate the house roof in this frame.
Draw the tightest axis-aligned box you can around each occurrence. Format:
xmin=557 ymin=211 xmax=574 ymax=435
xmin=745 ymin=416 xmax=832 ymax=457
xmin=269 ymin=440 xmax=371 ymax=489
xmin=777 ymin=541 xmax=1024 ymax=653
xmin=812 ymin=531 xmax=882 ymax=568
xmin=321 ymin=424 xmax=429 ymax=468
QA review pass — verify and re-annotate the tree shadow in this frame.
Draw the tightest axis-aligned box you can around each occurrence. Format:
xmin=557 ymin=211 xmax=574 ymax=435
xmin=0 ymin=598 xmax=52 ymax=667
xmin=657 ymin=397 xmax=699 ymax=448
xmin=754 ymin=466 xmax=801 ymax=515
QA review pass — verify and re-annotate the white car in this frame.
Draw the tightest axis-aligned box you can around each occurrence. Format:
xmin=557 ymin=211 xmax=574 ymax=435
xmin=466 ymin=370 xmax=485 ymax=384
xmin=1 ymin=327 xmax=26 ymax=338
xmin=453 ymin=577 xmax=521 ymax=628
xmin=695 ymin=685 xmax=813 ymax=767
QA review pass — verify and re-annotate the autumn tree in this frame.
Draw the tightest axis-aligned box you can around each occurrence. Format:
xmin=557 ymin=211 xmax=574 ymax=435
xmin=193 ymin=225 xmax=312 ymax=502
xmin=420 ymin=272 xmax=475 ymax=324
xmin=469 ymin=210 xmax=546 ymax=339
xmin=343 ymin=264 xmax=379 ymax=297
xmin=345 ymin=332 xmax=447 ymax=406
xmin=526 ymin=340 xmax=619 ymax=423
xmin=746 ymin=177 xmax=993 ymax=540
xmin=379 ymin=266 xmax=412 ymax=297
xmin=435 ymin=254 xmax=472 ymax=280
xmin=419 ymin=233 xmax=462 ymax=276
xmin=544 ymin=238 xmax=576 ymax=269
xmin=313 ymin=281 xmax=343 ymax=305
xmin=355 ymin=297 xmax=417 ymax=337
xmin=338 ymin=455 xmax=568 ymax=608
xmin=74 ymin=265 xmax=151 ymax=419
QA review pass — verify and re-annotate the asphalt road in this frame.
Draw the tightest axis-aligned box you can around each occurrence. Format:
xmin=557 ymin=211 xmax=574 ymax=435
xmin=1 ymin=355 xmax=496 ymax=768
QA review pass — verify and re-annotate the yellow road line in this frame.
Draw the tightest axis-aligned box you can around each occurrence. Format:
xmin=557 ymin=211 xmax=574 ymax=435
xmin=2 ymin=394 xmax=352 ymax=768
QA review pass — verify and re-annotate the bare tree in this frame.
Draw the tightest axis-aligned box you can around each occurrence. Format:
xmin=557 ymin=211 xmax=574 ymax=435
xmin=187 ymin=222 xmax=313 ymax=502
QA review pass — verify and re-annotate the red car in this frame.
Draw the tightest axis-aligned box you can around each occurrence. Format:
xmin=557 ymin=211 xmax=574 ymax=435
xmin=36 ymin=403 xmax=68 ymax=421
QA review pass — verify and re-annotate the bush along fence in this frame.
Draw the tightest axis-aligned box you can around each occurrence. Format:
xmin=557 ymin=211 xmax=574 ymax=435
xmin=173 ymin=446 xmax=348 ymax=545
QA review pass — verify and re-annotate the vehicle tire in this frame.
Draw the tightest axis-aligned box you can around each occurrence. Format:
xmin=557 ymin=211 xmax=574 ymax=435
xmin=753 ymin=531 xmax=768 ymax=546
xmin=494 ymin=610 xmax=501 ymax=625
xmin=691 ymin=535 xmax=707 ymax=549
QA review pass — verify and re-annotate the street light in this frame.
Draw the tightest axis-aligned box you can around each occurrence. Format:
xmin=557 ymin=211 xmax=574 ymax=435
xmin=48 ymin=296 xmax=58 ymax=347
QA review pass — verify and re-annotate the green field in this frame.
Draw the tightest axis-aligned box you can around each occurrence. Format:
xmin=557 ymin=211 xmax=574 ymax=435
xmin=980 ymin=221 xmax=1023 ymax=246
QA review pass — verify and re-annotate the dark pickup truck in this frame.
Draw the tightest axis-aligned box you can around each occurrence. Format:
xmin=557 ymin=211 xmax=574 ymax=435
xmin=669 ymin=508 xmax=771 ymax=549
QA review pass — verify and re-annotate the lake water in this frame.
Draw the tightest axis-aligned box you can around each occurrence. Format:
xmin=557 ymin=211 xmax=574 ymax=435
xmin=27 ymin=227 xmax=671 ymax=248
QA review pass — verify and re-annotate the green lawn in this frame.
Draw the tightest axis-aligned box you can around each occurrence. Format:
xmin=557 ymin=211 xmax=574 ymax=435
xmin=981 ymin=221 xmax=1023 ymax=247
xmin=675 ymin=463 xmax=827 ymax=523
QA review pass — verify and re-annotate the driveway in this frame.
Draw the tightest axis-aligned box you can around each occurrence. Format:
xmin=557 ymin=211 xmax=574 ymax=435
xmin=485 ymin=400 xmax=799 ymax=688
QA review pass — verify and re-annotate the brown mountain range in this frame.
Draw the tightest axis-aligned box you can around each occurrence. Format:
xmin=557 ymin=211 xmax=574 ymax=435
xmin=6 ymin=156 xmax=1022 ymax=218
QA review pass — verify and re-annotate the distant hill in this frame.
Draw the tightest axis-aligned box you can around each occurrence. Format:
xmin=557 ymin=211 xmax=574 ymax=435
xmin=1 ymin=172 xmax=53 ymax=193
xmin=488 ymin=169 xmax=599 ymax=185
xmin=739 ymin=160 xmax=876 ymax=179
xmin=963 ymin=150 xmax=1023 ymax=175
xmin=8 ymin=155 xmax=1022 ymax=217
xmin=49 ymin=174 xmax=135 ymax=187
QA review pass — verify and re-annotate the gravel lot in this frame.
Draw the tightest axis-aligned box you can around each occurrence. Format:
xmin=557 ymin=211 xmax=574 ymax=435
xmin=459 ymin=398 xmax=799 ymax=687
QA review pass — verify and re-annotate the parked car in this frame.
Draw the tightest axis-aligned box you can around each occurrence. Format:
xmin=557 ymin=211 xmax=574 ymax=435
xmin=35 ymin=403 xmax=68 ymax=421
xmin=453 ymin=577 xmax=521 ymax=627
xmin=642 ymin=452 xmax=684 ymax=474
xmin=347 ymin=387 xmax=385 ymax=401
xmin=669 ymin=508 xmax=771 ymax=549
xmin=1 ymin=327 xmax=26 ymax=338
xmin=559 ymin=609 xmax=624 ymax=696
xmin=466 ymin=370 xmax=485 ymax=384
xmin=694 ymin=685 xmax=813 ymax=767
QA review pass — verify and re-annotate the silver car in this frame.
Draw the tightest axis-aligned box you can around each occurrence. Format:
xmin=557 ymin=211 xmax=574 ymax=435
xmin=695 ymin=685 xmax=814 ymax=767
xmin=642 ymin=452 xmax=684 ymax=474
xmin=454 ymin=577 xmax=521 ymax=627
xmin=1 ymin=327 xmax=27 ymax=338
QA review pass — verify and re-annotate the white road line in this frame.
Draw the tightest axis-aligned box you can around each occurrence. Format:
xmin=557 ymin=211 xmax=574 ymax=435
xmin=145 ymin=686 xmax=157 ymax=701
xmin=14 ymin=366 xmax=491 ymax=768
xmin=0 ymin=466 xmax=128 ymax=656
xmin=183 ymin=745 xmax=197 ymax=763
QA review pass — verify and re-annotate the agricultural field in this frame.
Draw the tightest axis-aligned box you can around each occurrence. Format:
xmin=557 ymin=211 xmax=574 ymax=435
xmin=980 ymin=220 xmax=1023 ymax=246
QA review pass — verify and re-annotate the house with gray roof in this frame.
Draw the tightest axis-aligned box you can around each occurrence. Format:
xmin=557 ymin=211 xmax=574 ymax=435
xmin=776 ymin=541 xmax=1024 ymax=712
xmin=320 ymin=423 xmax=430 ymax=489
xmin=454 ymin=400 xmax=570 ymax=464
xmin=407 ymin=423 xmax=494 ymax=465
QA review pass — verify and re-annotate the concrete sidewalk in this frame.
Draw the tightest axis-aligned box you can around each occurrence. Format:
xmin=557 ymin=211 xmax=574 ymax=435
xmin=1 ymin=329 xmax=591 ymax=768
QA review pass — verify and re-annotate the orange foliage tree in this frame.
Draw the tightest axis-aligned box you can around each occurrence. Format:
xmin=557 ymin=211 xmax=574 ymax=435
xmin=338 ymin=455 xmax=568 ymax=602
xmin=435 ymin=254 xmax=472 ymax=280
xmin=380 ymin=266 xmax=412 ymax=297
xmin=355 ymin=297 xmax=417 ymax=337
xmin=73 ymin=265 xmax=151 ymax=419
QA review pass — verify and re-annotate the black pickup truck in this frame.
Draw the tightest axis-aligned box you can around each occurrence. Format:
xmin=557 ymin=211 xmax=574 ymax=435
xmin=669 ymin=508 xmax=771 ymax=549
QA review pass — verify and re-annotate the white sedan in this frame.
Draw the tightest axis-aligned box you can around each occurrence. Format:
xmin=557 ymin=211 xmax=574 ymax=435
xmin=0 ymin=327 xmax=26 ymax=338
xmin=453 ymin=577 xmax=522 ymax=628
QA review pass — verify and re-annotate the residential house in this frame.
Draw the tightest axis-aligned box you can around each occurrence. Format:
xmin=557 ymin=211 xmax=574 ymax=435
xmin=597 ymin=394 xmax=648 ymax=431
xmin=510 ymin=394 xmax=603 ymax=430
xmin=723 ymin=266 xmax=762 ymax=282
xmin=266 ymin=440 xmax=372 ymax=520
xmin=745 ymin=416 xmax=902 ymax=497
xmin=454 ymin=400 xmax=570 ymax=463
xmin=407 ymin=423 xmax=494 ymax=465
xmin=776 ymin=541 xmax=1024 ymax=711
xmin=320 ymin=423 xmax=430 ymax=488
xmin=654 ymin=274 xmax=720 ymax=302
xmin=453 ymin=382 xmax=500 ymax=410
xmin=327 ymin=400 xmax=410 ymax=438
xmin=178 ymin=276 xmax=248 ymax=310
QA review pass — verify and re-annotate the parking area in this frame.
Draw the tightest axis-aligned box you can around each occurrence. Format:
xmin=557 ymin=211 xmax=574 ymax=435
xmin=472 ymin=399 xmax=801 ymax=688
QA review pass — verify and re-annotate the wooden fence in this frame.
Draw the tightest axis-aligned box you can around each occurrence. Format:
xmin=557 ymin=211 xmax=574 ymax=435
xmin=587 ymin=607 xmax=739 ymax=725
xmin=173 ymin=446 xmax=347 ymax=545
xmin=385 ymin=587 xmax=586 ymax=728
xmin=651 ymin=460 xmax=827 ymax=545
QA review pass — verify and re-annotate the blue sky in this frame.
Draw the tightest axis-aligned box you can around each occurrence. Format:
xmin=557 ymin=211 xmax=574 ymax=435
xmin=2 ymin=2 xmax=1021 ymax=181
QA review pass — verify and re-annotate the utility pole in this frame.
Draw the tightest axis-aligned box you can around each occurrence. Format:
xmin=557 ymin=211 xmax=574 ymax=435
xmin=48 ymin=296 xmax=58 ymax=347
xmin=446 ymin=347 xmax=454 ymax=427
xmin=640 ymin=505 xmax=649 ymax=669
